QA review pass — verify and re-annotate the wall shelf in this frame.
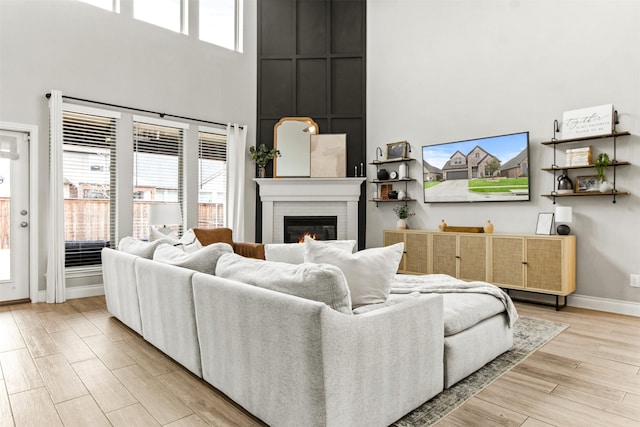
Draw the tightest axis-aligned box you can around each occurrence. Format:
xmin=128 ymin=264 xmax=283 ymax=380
xmin=541 ymin=117 xmax=631 ymax=204
xmin=370 ymin=157 xmax=416 ymax=207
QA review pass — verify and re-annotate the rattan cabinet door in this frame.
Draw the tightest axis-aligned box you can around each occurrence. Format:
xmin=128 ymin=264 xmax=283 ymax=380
xmin=458 ymin=235 xmax=488 ymax=281
xmin=432 ymin=233 xmax=457 ymax=277
xmin=384 ymin=230 xmax=407 ymax=272
xmin=405 ymin=232 xmax=430 ymax=274
xmin=525 ymin=237 xmax=564 ymax=293
xmin=490 ymin=236 xmax=525 ymax=289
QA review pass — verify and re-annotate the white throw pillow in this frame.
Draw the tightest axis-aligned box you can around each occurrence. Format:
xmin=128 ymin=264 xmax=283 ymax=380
xmin=215 ymin=253 xmax=352 ymax=314
xmin=149 ymin=228 xmax=202 ymax=253
xmin=264 ymin=240 xmax=356 ymax=264
xmin=118 ymin=236 xmax=172 ymax=259
xmin=153 ymin=242 xmax=233 ymax=275
xmin=304 ymin=237 xmax=404 ymax=307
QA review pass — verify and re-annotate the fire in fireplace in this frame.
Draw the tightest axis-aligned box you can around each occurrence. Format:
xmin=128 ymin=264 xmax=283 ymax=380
xmin=283 ymin=216 xmax=337 ymax=243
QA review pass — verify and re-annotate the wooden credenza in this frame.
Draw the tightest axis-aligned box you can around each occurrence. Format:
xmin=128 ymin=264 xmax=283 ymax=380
xmin=384 ymin=230 xmax=576 ymax=302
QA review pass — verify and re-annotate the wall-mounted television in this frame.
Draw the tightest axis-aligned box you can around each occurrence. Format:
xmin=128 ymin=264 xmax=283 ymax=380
xmin=422 ymin=131 xmax=530 ymax=203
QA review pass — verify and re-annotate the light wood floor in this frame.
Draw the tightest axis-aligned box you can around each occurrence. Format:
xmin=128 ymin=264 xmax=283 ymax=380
xmin=0 ymin=297 xmax=638 ymax=427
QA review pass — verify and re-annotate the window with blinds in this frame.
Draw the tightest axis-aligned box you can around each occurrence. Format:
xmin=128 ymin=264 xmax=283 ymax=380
xmin=133 ymin=120 xmax=184 ymax=240
xmin=62 ymin=110 xmax=117 ymax=267
xmin=198 ymin=129 xmax=226 ymax=229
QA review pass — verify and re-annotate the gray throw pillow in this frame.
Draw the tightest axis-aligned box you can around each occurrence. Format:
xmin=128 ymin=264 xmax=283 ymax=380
xmin=118 ymin=236 xmax=171 ymax=259
xmin=153 ymin=242 xmax=233 ymax=275
xmin=215 ymin=253 xmax=352 ymax=314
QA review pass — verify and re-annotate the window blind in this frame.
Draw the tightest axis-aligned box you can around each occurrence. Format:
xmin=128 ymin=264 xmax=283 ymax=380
xmin=198 ymin=130 xmax=226 ymax=229
xmin=62 ymin=110 xmax=117 ymax=267
xmin=133 ymin=120 xmax=185 ymax=239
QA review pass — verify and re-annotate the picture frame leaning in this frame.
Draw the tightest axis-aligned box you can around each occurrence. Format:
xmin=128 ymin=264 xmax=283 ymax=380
xmin=386 ymin=141 xmax=408 ymax=160
xmin=535 ymin=212 xmax=555 ymax=235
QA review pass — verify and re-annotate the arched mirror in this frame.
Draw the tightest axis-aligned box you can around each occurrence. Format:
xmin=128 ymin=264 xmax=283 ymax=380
xmin=274 ymin=117 xmax=318 ymax=177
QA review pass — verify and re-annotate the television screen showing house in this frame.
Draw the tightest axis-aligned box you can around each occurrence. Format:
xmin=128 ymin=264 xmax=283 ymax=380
xmin=422 ymin=132 xmax=530 ymax=203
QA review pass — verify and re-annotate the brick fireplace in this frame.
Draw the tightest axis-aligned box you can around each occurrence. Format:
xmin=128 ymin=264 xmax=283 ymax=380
xmin=254 ymin=178 xmax=366 ymax=244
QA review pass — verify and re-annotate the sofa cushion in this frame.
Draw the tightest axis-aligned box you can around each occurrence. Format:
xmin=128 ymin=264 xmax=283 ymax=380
xmin=442 ymin=293 xmax=505 ymax=336
xmin=304 ymin=237 xmax=404 ymax=307
xmin=193 ymin=228 xmax=234 ymax=246
xmin=118 ymin=236 xmax=170 ymax=259
xmin=215 ymin=253 xmax=352 ymax=314
xmin=264 ymin=240 xmax=356 ymax=264
xmin=153 ymin=242 xmax=233 ymax=275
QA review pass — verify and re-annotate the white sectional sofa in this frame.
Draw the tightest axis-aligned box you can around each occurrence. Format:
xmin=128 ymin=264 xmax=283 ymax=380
xmin=102 ymin=238 xmax=515 ymax=426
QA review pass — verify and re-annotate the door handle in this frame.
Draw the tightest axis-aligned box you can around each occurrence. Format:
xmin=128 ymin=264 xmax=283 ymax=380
xmin=20 ymin=221 xmax=28 ymax=228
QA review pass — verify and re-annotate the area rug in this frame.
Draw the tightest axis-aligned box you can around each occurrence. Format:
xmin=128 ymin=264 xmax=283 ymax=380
xmin=393 ymin=316 xmax=568 ymax=426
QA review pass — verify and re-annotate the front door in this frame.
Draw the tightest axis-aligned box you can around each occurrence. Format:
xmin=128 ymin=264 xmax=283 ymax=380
xmin=0 ymin=130 xmax=30 ymax=302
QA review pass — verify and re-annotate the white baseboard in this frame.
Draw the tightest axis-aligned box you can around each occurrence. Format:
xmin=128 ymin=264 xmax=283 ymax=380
xmin=37 ymin=284 xmax=105 ymax=303
xmin=568 ymin=294 xmax=640 ymax=317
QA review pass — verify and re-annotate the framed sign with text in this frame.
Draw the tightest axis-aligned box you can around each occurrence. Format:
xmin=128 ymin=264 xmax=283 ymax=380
xmin=562 ymin=104 xmax=614 ymax=139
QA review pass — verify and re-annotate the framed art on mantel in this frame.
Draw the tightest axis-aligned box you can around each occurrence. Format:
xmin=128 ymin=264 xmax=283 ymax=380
xmin=310 ymin=134 xmax=347 ymax=177
xmin=535 ymin=212 xmax=554 ymax=235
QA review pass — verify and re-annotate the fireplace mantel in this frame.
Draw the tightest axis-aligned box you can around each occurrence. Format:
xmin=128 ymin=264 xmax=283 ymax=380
xmin=254 ymin=178 xmax=366 ymax=244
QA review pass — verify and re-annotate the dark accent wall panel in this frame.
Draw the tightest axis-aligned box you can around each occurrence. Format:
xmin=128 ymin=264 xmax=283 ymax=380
xmin=332 ymin=58 xmax=363 ymax=115
xmin=260 ymin=60 xmax=293 ymax=116
xmin=258 ymin=0 xmax=366 ymax=248
xmin=297 ymin=0 xmax=328 ymax=55
xmin=331 ymin=0 xmax=364 ymax=54
xmin=297 ymin=59 xmax=328 ymax=115
xmin=260 ymin=0 xmax=295 ymax=55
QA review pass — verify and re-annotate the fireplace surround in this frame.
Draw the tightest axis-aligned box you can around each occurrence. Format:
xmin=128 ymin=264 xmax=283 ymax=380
xmin=255 ymin=178 xmax=366 ymax=244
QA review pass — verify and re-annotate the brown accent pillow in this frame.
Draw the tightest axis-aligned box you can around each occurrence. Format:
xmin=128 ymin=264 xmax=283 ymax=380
xmin=193 ymin=228 xmax=234 ymax=247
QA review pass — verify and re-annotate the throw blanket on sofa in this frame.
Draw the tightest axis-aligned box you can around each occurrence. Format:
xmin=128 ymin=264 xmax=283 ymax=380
xmin=390 ymin=274 xmax=519 ymax=327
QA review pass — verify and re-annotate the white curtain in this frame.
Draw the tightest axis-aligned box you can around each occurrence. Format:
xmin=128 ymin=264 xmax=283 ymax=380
xmin=226 ymin=123 xmax=247 ymax=241
xmin=46 ymin=90 xmax=66 ymax=303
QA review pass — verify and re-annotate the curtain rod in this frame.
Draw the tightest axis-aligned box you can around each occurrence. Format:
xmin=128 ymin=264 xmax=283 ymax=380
xmin=45 ymin=93 xmax=243 ymax=129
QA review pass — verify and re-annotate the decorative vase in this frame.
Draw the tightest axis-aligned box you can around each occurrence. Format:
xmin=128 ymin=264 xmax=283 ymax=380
xmin=377 ymin=169 xmax=389 ymax=180
xmin=398 ymin=190 xmax=406 ymax=200
xmin=439 ymin=219 xmax=447 ymax=231
xmin=399 ymin=163 xmax=408 ymax=179
xmin=257 ymin=167 xmax=266 ymax=178
xmin=484 ymin=220 xmax=494 ymax=234
xmin=599 ymin=180 xmax=613 ymax=193
xmin=397 ymin=218 xmax=407 ymax=230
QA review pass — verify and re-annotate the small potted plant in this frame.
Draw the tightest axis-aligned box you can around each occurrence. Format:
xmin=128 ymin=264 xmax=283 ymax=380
xmin=594 ymin=153 xmax=613 ymax=193
xmin=249 ymin=144 xmax=281 ymax=178
xmin=393 ymin=205 xmax=415 ymax=230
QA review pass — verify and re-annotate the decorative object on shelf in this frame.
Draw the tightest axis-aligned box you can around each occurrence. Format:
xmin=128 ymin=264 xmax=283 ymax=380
xmin=399 ymin=163 xmax=408 ymax=179
xmin=375 ymin=147 xmax=383 ymax=162
xmin=556 ymin=170 xmax=574 ymax=194
xmin=599 ymin=181 xmax=614 ymax=193
xmin=310 ymin=134 xmax=347 ymax=178
xmin=438 ymin=219 xmax=447 ymax=232
xmin=575 ymin=175 xmax=600 ymax=193
xmin=388 ymin=190 xmax=398 ymax=199
xmin=594 ymin=152 xmax=611 ymax=193
xmin=484 ymin=220 xmax=494 ymax=234
xmin=249 ymin=144 xmax=281 ymax=178
xmin=377 ymin=168 xmax=390 ymax=180
xmin=393 ymin=205 xmax=414 ymax=230
xmin=555 ymin=206 xmax=572 ymax=235
xmin=149 ymin=203 xmax=182 ymax=237
xmin=398 ymin=190 xmax=406 ymax=200
xmin=380 ymin=184 xmax=392 ymax=200
xmin=561 ymin=104 xmax=613 ymax=139
xmin=386 ymin=140 xmax=409 ymax=160
xmin=389 ymin=170 xmax=399 ymax=180
xmin=566 ymin=146 xmax=592 ymax=166
xmin=535 ymin=212 xmax=554 ymax=235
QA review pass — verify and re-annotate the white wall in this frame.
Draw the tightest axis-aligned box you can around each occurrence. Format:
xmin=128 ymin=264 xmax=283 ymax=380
xmin=367 ymin=0 xmax=640 ymax=306
xmin=0 ymin=0 xmax=257 ymax=293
